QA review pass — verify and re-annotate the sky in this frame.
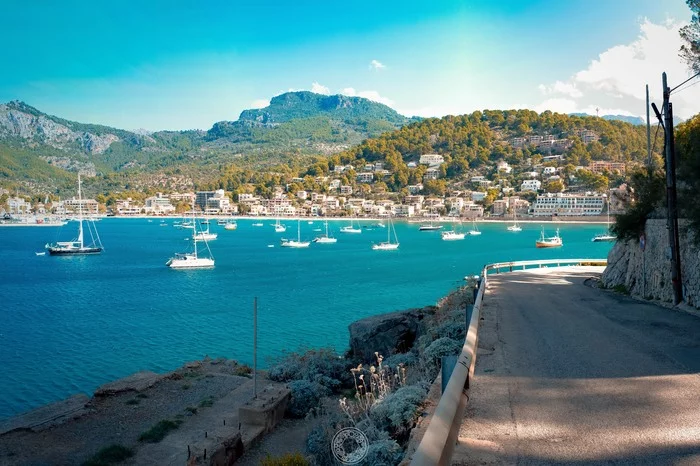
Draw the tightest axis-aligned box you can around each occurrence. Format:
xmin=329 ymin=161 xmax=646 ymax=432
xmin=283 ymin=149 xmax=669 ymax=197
xmin=0 ymin=0 xmax=697 ymax=131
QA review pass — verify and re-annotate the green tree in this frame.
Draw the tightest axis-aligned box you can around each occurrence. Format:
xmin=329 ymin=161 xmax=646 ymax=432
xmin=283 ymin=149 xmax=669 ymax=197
xmin=545 ymin=180 xmax=565 ymax=193
xmin=680 ymin=0 xmax=700 ymax=72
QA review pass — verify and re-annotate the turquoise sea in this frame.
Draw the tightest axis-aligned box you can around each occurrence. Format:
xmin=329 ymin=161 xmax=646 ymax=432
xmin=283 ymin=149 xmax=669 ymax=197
xmin=0 ymin=218 xmax=613 ymax=419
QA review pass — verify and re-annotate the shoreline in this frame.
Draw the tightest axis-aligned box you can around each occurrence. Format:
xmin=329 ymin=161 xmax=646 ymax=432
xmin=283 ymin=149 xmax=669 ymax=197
xmin=42 ymin=215 xmax=611 ymax=225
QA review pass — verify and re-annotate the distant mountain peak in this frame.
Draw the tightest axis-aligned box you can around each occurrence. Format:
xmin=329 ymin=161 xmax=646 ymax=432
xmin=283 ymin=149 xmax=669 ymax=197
xmin=569 ymin=112 xmax=645 ymax=125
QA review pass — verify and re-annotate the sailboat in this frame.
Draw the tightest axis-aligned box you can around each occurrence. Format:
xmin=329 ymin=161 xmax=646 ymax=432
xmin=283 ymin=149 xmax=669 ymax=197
xmin=419 ymin=209 xmax=442 ymax=230
xmin=224 ymin=220 xmax=238 ymax=230
xmin=468 ymin=220 xmax=482 ymax=236
xmin=274 ymin=218 xmax=287 ymax=233
xmin=441 ymin=221 xmax=465 ymax=241
xmin=167 ymin=208 xmax=215 ymax=268
xmin=507 ymin=210 xmax=522 ymax=232
xmin=313 ymin=219 xmax=337 ymax=243
xmin=193 ymin=215 xmax=217 ymax=241
xmin=340 ymin=216 xmax=362 ymax=233
xmin=281 ymin=220 xmax=310 ymax=248
xmin=592 ymin=196 xmax=616 ymax=242
xmin=372 ymin=216 xmax=399 ymax=250
xmin=45 ymin=174 xmax=103 ymax=255
xmin=535 ymin=227 xmax=563 ymax=248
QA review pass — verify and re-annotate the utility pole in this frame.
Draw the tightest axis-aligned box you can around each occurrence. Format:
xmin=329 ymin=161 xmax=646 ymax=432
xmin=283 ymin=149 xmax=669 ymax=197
xmin=661 ymin=72 xmax=683 ymax=305
xmin=646 ymin=85 xmax=652 ymax=171
xmin=253 ymin=297 xmax=258 ymax=399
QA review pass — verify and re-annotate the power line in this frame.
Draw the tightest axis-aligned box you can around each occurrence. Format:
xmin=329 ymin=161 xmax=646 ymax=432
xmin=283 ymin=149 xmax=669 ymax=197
xmin=669 ymin=70 xmax=700 ymax=93
xmin=671 ymin=78 xmax=700 ymax=96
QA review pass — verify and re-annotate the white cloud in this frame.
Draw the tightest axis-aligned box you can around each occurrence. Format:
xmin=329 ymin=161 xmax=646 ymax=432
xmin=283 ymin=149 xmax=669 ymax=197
xmin=534 ymin=19 xmax=700 ymax=120
xmin=369 ymin=59 xmax=386 ymax=70
xmin=311 ymin=82 xmax=331 ymax=95
xmin=249 ymin=99 xmax=269 ymax=109
xmin=340 ymin=87 xmax=394 ymax=106
xmin=538 ymin=81 xmax=583 ymax=98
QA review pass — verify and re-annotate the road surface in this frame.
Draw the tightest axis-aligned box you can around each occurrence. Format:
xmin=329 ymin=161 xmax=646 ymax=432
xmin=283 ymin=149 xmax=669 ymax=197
xmin=454 ymin=266 xmax=700 ymax=465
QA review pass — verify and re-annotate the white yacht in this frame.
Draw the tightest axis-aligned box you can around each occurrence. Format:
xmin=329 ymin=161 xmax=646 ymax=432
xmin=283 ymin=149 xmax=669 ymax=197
xmin=313 ymin=220 xmax=337 ymax=243
xmin=167 ymin=210 xmax=215 ymax=269
xmin=441 ymin=229 xmax=465 ymax=241
xmin=372 ymin=216 xmax=399 ymax=250
xmin=45 ymin=174 xmax=103 ymax=255
xmin=274 ymin=218 xmax=286 ymax=233
xmin=507 ymin=211 xmax=522 ymax=232
xmin=281 ymin=220 xmax=311 ymax=248
xmin=340 ymin=217 xmax=362 ymax=233
xmin=224 ymin=220 xmax=237 ymax=230
xmin=468 ymin=220 xmax=482 ymax=236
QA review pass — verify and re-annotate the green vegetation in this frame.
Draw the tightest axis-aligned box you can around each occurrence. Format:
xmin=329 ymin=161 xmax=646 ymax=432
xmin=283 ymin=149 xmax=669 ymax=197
xmin=138 ymin=419 xmax=183 ymax=443
xmin=261 ymin=452 xmax=310 ymax=466
xmin=611 ymin=169 xmax=665 ymax=242
xmin=199 ymin=396 xmax=215 ymax=408
xmin=676 ymin=114 xmax=700 ymax=243
xmin=679 ymin=0 xmax=700 ymax=73
xmin=82 ymin=444 xmax=134 ymax=466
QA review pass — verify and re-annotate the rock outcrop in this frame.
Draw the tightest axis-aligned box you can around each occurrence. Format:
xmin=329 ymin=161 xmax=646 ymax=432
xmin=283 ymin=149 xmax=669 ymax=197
xmin=602 ymin=219 xmax=700 ymax=308
xmin=348 ymin=307 xmax=434 ymax=361
xmin=0 ymin=102 xmax=119 ymax=155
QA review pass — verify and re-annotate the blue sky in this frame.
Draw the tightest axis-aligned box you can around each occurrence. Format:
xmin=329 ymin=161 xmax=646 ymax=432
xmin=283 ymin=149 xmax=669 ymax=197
xmin=0 ymin=0 xmax=695 ymax=130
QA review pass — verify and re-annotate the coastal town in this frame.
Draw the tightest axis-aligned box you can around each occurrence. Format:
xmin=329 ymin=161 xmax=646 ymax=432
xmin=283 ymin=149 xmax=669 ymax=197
xmin=1 ymin=129 xmax=630 ymax=223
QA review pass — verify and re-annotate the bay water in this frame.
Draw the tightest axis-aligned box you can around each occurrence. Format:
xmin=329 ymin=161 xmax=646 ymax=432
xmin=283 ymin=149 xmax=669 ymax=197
xmin=0 ymin=218 xmax=613 ymax=419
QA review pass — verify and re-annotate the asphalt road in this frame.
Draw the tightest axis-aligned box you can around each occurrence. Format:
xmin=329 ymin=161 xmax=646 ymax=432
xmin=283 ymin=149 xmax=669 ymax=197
xmin=454 ymin=266 xmax=700 ymax=465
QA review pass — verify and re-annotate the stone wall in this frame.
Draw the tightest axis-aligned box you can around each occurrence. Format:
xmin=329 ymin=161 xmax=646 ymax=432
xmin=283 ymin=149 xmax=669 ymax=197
xmin=602 ymin=219 xmax=700 ymax=308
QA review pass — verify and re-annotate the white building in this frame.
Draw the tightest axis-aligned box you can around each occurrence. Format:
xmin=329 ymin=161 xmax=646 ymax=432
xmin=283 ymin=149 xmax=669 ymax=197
xmin=393 ymin=204 xmax=415 ymax=217
xmin=7 ymin=197 xmax=31 ymax=214
xmin=297 ymin=190 xmax=308 ymax=200
xmin=206 ymin=190 xmax=232 ymax=214
xmin=497 ymin=161 xmax=512 ymax=174
xmin=357 ymin=173 xmax=374 ymax=183
xmin=521 ymin=180 xmax=542 ymax=191
xmin=423 ymin=168 xmax=439 ymax=180
xmin=419 ymin=154 xmax=444 ymax=166
xmin=543 ymin=166 xmax=557 ymax=175
xmin=144 ymin=193 xmax=175 ymax=215
xmin=471 ymin=192 xmax=486 ymax=202
xmin=408 ymin=184 xmax=423 ymax=195
xmin=530 ymin=193 xmax=605 ymax=216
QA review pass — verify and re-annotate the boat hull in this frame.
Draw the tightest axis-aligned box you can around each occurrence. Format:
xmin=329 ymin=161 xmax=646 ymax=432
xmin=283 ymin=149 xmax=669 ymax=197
xmin=592 ymin=235 xmax=616 ymax=242
xmin=313 ymin=236 xmax=337 ymax=243
xmin=535 ymin=241 xmax=562 ymax=248
xmin=372 ymin=242 xmax=399 ymax=250
xmin=281 ymin=241 xmax=311 ymax=248
xmin=47 ymin=247 xmax=103 ymax=255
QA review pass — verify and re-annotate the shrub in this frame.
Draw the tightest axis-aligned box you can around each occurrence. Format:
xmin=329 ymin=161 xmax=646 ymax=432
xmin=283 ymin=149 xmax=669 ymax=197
xmin=383 ymin=352 xmax=417 ymax=369
xmin=287 ymin=380 xmax=331 ymax=418
xmin=199 ymin=396 xmax=215 ymax=408
xmin=611 ymin=169 xmax=665 ymax=242
xmin=677 ymin=114 xmax=700 ymax=243
xmin=370 ymin=383 xmax=428 ymax=436
xmin=363 ymin=439 xmax=404 ymax=466
xmin=269 ymin=348 xmax=352 ymax=391
xmin=234 ymin=364 xmax=253 ymax=377
xmin=260 ymin=452 xmax=309 ymax=466
xmin=138 ymin=419 xmax=183 ymax=443
xmin=423 ymin=337 xmax=463 ymax=376
xmin=82 ymin=444 xmax=134 ymax=466
xmin=433 ymin=320 xmax=466 ymax=340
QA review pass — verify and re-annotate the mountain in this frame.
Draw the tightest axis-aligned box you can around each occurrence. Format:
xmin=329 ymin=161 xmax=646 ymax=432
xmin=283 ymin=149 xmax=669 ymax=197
xmin=0 ymin=92 xmax=415 ymax=188
xmin=569 ymin=112 xmax=645 ymax=125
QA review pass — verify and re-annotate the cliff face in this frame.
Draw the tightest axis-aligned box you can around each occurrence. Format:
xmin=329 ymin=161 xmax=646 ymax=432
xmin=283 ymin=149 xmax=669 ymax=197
xmin=602 ymin=219 xmax=700 ymax=308
xmin=0 ymin=103 xmax=119 ymax=155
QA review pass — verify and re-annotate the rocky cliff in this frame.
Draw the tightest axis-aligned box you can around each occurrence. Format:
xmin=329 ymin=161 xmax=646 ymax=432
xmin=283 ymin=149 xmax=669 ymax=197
xmin=0 ymin=102 xmax=119 ymax=155
xmin=602 ymin=219 xmax=700 ymax=309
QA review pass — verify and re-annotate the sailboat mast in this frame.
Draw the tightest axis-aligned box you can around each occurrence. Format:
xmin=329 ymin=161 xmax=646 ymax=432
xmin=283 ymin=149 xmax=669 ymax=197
xmin=78 ymin=173 xmax=84 ymax=248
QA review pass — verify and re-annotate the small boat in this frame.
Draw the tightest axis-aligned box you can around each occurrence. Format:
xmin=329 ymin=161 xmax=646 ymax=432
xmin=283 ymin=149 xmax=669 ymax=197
xmin=507 ymin=211 xmax=522 ymax=232
xmin=217 ymin=219 xmax=227 ymax=226
xmin=35 ymin=251 xmax=46 ymax=256
xmin=592 ymin=195 xmax=616 ymax=242
xmin=372 ymin=216 xmax=399 ymax=250
xmin=468 ymin=220 xmax=482 ymax=236
xmin=193 ymin=221 xmax=217 ymax=241
xmin=441 ymin=223 xmax=466 ymax=241
xmin=536 ymin=227 xmax=563 ymax=248
xmin=45 ymin=174 xmax=104 ymax=256
xmin=274 ymin=218 xmax=286 ymax=233
xmin=252 ymin=222 xmax=264 ymax=227
xmin=167 ymin=209 xmax=215 ymax=269
xmin=313 ymin=220 xmax=337 ymax=244
xmin=281 ymin=220 xmax=310 ymax=248
xmin=307 ymin=221 xmax=314 ymax=224
xmin=224 ymin=220 xmax=237 ymax=230
xmin=418 ymin=219 xmax=442 ymax=231
xmin=340 ymin=217 xmax=362 ymax=234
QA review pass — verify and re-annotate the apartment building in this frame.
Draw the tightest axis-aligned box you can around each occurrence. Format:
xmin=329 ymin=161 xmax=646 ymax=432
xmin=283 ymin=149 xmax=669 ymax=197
xmin=530 ymin=192 xmax=605 ymax=216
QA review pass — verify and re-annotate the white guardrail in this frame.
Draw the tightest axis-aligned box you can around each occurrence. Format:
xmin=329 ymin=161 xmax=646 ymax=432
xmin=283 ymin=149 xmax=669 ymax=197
xmin=410 ymin=258 xmax=607 ymax=466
